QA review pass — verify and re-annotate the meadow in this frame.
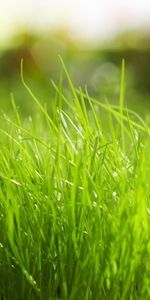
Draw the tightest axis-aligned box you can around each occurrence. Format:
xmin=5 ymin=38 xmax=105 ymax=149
xmin=0 ymin=57 xmax=150 ymax=299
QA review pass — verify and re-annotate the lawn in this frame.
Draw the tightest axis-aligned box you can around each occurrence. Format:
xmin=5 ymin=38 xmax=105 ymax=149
xmin=0 ymin=58 xmax=150 ymax=299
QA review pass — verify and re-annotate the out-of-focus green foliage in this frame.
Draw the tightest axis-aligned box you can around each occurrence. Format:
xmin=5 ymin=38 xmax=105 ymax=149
xmin=0 ymin=29 xmax=150 ymax=117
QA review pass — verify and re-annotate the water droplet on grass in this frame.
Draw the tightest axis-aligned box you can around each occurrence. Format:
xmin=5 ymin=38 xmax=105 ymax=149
xmin=113 ymin=171 xmax=118 ymax=177
xmin=112 ymin=191 xmax=117 ymax=198
xmin=93 ymin=201 xmax=97 ymax=207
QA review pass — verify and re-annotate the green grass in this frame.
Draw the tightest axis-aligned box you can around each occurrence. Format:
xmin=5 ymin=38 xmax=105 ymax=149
xmin=0 ymin=59 xmax=150 ymax=300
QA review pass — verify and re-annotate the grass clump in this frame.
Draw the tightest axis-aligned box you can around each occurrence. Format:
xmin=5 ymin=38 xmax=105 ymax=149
xmin=0 ymin=60 xmax=150 ymax=300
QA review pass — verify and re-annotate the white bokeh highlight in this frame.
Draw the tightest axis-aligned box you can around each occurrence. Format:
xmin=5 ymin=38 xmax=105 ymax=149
xmin=0 ymin=0 xmax=150 ymax=43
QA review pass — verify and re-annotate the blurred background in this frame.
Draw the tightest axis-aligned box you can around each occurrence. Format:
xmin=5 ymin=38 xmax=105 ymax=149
xmin=0 ymin=0 xmax=150 ymax=116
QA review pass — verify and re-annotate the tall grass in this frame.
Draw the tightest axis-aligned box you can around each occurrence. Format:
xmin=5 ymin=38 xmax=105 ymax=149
xmin=0 ymin=59 xmax=150 ymax=299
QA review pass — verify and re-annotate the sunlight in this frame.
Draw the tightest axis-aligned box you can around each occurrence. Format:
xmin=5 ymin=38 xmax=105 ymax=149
xmin=0 ymin=0 xmax=150 ymax=43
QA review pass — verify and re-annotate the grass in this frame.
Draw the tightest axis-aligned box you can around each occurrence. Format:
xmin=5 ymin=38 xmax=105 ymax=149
xmin=0 ymin=59 xmax=150 ymax=300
